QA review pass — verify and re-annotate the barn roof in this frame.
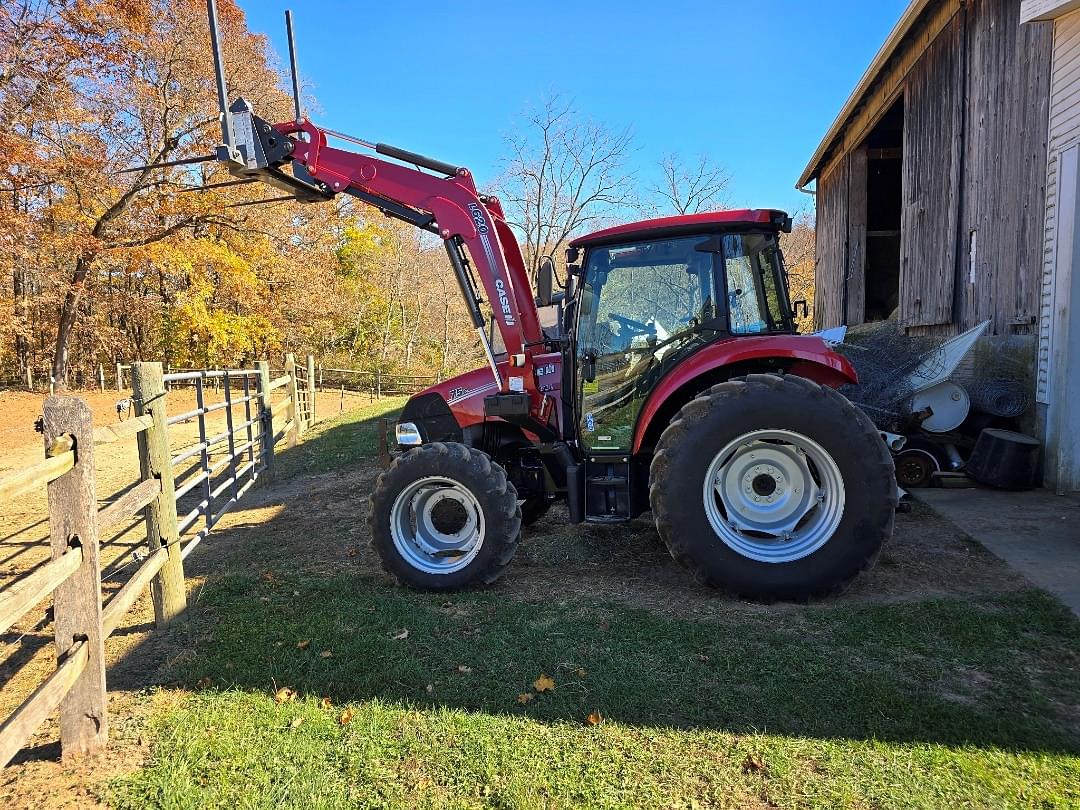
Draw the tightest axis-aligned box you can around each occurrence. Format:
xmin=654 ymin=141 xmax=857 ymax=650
xmin=796 ymin=0 xmax=934 ymax=190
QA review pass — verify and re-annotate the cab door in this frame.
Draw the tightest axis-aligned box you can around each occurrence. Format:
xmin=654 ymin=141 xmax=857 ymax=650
xmin=574 ymin=237 xmax=717 ymax=453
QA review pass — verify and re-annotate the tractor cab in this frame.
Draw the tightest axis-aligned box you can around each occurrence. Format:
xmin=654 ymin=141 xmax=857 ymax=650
xmin=563 ymin=209 xmax=800 ymax=457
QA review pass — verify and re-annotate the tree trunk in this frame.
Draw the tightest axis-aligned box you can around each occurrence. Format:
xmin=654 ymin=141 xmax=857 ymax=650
xmin=13 ymin=268 xmax=29 ymax=372
xmin=51 ymin=256 xmax=90 ymax=390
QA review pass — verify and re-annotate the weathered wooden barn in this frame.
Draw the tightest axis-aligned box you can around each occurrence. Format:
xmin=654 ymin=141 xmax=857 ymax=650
xmin=798 ymin=0 xmax=1080 ymax=492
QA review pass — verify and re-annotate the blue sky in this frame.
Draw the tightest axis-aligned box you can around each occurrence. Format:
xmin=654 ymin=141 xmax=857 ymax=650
xmin=237 ymin=1 xmax=909 ymax=219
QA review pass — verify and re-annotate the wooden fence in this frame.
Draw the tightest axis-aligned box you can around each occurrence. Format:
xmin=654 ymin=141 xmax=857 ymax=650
xmin=318 ymin=366 xmax=438 ymax=401
xmin=5 ymin=356 xmax=435 ymax=403
xmin=0 ymin=358 xmax=314 ymax=766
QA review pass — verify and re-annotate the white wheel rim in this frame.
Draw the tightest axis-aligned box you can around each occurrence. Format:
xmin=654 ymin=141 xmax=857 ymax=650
xmin=390 ymin=476 xmax=486 ymax=574
xmin=702 ymin=429 xmax=845 ymax=563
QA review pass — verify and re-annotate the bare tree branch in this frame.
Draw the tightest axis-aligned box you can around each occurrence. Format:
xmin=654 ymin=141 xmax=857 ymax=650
xmin=496 ymin=94 xmax=636 ymax=282
xmin=649 ymin=153 xmax=731 ymax=216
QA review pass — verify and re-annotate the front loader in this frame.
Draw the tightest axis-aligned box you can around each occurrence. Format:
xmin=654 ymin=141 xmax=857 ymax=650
xmin=159 ymin=2 xmax=896 ymax=601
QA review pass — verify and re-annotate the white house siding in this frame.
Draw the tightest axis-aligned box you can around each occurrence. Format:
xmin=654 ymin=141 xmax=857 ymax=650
xmin=1038 ymin=11 xmax=1080 ymax=403
xmin=1030 ymin=2 xmax=1080 ymax=491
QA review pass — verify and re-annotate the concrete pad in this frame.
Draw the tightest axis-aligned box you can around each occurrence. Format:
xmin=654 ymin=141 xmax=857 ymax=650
xmin=915 ymin=487 xmax=1080 ymax=616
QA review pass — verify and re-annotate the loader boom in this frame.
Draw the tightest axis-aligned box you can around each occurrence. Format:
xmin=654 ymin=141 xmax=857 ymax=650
xmin=161 ymin=2 xmax=553 ymax=437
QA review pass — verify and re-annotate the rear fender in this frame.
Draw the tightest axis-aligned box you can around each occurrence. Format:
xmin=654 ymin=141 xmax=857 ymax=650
xmin=632 ymin=335 xmax=857 ymax=454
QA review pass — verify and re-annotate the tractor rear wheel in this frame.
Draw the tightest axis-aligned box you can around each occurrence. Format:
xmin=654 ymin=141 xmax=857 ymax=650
xmin=650 ymin=373 xmax=895 ymax=601
xmin=369 ymin=442 xmax=521 ymax=590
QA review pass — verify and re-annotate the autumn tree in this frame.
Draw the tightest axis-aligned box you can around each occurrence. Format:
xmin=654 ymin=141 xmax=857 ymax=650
xmin=1 ymin=0 xmax=305 ymax=386
xmin=780 ymin=212 xmax=816 ymax=332
xmin=496 ymin=95 xmax=636 ymax=281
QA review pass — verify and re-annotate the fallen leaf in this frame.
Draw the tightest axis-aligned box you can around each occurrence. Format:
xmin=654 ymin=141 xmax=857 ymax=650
xmin=296 ymin=639 xmax=311 ymax=650
xmin=456 ymin=664 xmax=473 ymax=674
xmin=320 ymin=696 xmax=332 ymax=710
xmin=517 ymin=693 xmax=534 ymax=704
xmin=425 ymin=684 xmax=434 ymax=694
xmin=742 ymin=753 xmax=766 ymax=775
xmin=697 ymin=654 xmax=709 ymax=663
xmin=274 ymin=687 xmax=296 ymax=704
xmin=339 ymin=707 xmax=355 ymax=725
xmin=576 ymin=668 xmax=587 ymax=678
xmin=533 ymin=674 xmax=555 ymax=693
xmin=347 ymin=548 xmax=359 ymax=558
xmin=196 ymin=676 xmax=212 ymax=689
xmin=599 ymin=619 xmax=610 ymax=632
xmin=259 ymin=596 xmax=271 ymax=603
xmin=320 ymin=650 xmax=333 ymax=659
xmin=586 ymin=710 xmax=602 ymax=726
xmin=292 ymin=590 xmax=300 ymax=597
xmin=392 ymin=629 xmax=409 ymax=640
xmin=289 ymin=716 xmax=304 ymax=729
xmin=261 ymin=571 xmax=275 ymax=582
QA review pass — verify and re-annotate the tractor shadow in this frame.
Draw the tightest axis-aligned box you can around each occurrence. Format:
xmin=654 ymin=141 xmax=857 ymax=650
xmin=105 ymin=411 xmax=1080 ymax=757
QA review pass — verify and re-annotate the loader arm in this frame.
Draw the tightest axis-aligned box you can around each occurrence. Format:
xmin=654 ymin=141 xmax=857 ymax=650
xmin=126 ymin=3 xmax=557 ymax=437
xmin=274 ymin=119 xmax=544 ymax=391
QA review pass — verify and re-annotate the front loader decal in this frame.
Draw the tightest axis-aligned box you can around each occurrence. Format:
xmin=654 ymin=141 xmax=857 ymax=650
xmin=469 ymin=203 xmax=515 ymax=327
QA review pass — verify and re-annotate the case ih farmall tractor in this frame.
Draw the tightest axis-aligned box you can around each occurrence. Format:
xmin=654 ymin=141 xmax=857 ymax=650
xmin=177 ymin=3 xmax=895 ymax=601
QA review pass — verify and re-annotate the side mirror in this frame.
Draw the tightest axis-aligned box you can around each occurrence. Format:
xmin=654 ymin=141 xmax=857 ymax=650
xmin=792 ymin=299 xmax=809 ymax=319
xmin=537 ymin=256 xmax=555 ymax=307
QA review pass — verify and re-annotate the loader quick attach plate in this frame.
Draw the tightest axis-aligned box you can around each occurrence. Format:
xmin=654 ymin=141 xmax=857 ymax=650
xmin=483 ymin=393 xmax=530 ymax=418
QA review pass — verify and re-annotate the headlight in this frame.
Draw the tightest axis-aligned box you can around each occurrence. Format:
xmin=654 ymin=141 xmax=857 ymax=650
xmin=395 ymin=421 xmax=423 ymax=447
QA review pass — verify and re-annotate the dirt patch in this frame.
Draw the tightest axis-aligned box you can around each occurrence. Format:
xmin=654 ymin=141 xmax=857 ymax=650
xmin=186 ymin=461 xmax=1028 ymax=624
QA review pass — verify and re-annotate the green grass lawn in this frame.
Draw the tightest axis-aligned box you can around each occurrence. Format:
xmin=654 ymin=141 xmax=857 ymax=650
xmin=107 ymin=401 xmax=1080 ymax=809
xmin=272 ymin=395 xmax=408 ymax=479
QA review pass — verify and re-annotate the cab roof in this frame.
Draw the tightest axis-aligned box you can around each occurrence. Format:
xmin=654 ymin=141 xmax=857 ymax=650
xmin=569 ymin=209 xmax=789 ymax=248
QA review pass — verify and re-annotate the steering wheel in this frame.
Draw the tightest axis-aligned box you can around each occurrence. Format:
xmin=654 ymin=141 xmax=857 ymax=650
xmin=608 ymin=313 xmax=651 ymax=335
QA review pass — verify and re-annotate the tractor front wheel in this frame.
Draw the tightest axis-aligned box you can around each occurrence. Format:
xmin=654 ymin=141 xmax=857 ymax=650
xmin=650 ymin=374 xmax=896 ymax=601
xmin=369 ymin=442 xmax=521 ymax=590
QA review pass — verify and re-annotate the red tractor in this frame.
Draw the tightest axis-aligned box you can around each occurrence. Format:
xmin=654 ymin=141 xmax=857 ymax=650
xmin=177 ymin=3 xmax=895 ymax=600
xmin=377 ymin=211 xmax=896 ymax=599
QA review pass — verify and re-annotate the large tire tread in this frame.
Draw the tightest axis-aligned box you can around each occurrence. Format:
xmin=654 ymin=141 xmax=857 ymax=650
xmin=650 ymin=373 xmax=895 ymax=601
xmin=369 ymin=442 xmax=521 ymax=591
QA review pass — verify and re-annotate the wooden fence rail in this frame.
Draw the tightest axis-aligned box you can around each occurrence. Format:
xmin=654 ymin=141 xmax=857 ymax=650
xmin=0 ymin=355 xmax=314 ymax=766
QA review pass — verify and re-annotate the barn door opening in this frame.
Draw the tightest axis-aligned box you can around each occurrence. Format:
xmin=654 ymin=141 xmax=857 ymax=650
xmin=864 ymin=98 xmax=904 ymax=322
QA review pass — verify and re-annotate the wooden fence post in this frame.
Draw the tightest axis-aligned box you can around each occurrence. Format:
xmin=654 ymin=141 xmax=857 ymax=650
xmin=131 ymin=362 xmax=186 ymax=627
xmin=25 ymin=367 xmax=32 ymax=392
xmin=42 ymin=396 xmax=107 ymax=759
xmin=256 ymin=361 xmax=275 ymax=478
xmin=115 ymin=363 xmax=122 ymax=391
xmin=306 ymin=355 xmax=316 ymax=426
xmin=97 ymin=364 xmax=105 ymax=392
xmin=284 ymin=354 xmax=300 ymax=445
xmin=376 ymin=369 xmax=382 ymax=400
xmin=317 ymin=362 xmax=323 ymax=393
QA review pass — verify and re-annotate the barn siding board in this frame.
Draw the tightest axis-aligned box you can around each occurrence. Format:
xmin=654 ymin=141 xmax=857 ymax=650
xmin=810 ymin=0 xmax=1052 ymax=339
xmin=815 ymin=155 xmax=849 ymax=329
xmin=956 ymin=0 xmax=1052 ymax=336
xmin=846 ymin=147 xmax=868 ymax=326
xmin=1038 ymin=9 xmax=1080 ymax=403
xmin=900 ymin=12 xmax=964 ymax=328
xmin=820 ymin=1 xmax=962 ymax=168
